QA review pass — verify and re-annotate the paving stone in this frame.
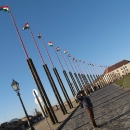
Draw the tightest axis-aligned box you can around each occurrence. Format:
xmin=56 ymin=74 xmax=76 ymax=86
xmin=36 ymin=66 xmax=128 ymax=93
xmin=61 ymin=84 xmax=130 ymax=130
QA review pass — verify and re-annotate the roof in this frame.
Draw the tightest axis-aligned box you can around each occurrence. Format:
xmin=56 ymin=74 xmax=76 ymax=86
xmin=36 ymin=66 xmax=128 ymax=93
xmin=9 ymin=118 xmax=20 ymax=123
xmin=104 ymin=60 xmax=130 ymax=74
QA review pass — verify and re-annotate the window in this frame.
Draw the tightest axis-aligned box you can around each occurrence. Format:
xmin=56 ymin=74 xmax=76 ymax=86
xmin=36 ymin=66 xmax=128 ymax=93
xmin=121 ymin=68 xmax=123 ymax=70
xmin=116 ymin=70 xmax=118 ymax=72
xmin=122 ymin=71 xmax=124 ymax=73
xmin=125 ymin=66 xmax=127 ymax=68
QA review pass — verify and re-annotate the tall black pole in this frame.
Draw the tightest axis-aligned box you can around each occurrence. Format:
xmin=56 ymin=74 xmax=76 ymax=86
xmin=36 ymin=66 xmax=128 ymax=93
xmin=67 ymin=55 xmax=82 ymax=90
xmin=17 ymin=92 xmax=35 ymax=130
xmin=28 ymin=31 xmax=67 ymax=115
xmin=90 ymin=65 xmax=102 ymax=87
xmin=100 ymin=66 xmax=108 ymax=86
xmin=27 ymin=58 xmax=58 ymax=124
xmin=43 ymin=64 xmax=67 ymax=114
xmin=53 ymin=67 xmax=73 ymax=109
xmin=82 ymin=62 xmax=94 ymax=91
xmin=98 ymin=66 xmax=108 ymax=86
xmin=92 ymin=65 xmax=105 ymax=87
xmin=104 ymin=66 xmax=113 ymax=83
xmin=76 ymin=61 xmax=88 ymax=86
xmin=72 ymin=59 xmax=84 ymax=88
xmin=95 ymin=65 xmax=106 ymax=87
xmin=77 ymin=61 xmax=90 ymax=87
xmin=6 ymin=12 xmax=57 ymax=124
xmin=39 ymin=36 xmax=72 ymax=112
xmin=87 ymin=63 xmax=103 ymax=88
xmin=59 ymin=51 xmax=76 ymax=96
xmin=52 ymin=46 xmax=73 ymax=109
xmin=99 ymin=66 xmax=109 ymax=85
xmin=75 ymin=61 xmax=86 ymax=88
xmin=63 ymin=70 xmax=76 ymax=96
xmin=88 ymin=64 xmax=101 ymax=87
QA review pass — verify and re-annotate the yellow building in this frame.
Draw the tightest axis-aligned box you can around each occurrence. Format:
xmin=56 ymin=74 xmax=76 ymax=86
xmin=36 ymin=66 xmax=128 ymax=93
xmin=103 ymin=60 xmax=130 ymax=82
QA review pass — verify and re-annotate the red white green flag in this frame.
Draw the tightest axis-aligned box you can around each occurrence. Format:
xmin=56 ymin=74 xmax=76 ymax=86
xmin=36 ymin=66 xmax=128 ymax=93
xmin=48 ymin=41 xmax=53 ymax=46
xmin=56 ymin=47 xmax=60 ymax=51
xmin=38 ymin=33 xmax=41 ymax=39
xmin=23 ymin=22 xmax=30 ymax=30
xmin=72 ymin=58 xmax=75 ymax=61
xmin=68 ymin=54 xmax=71 ymax=57
xmin=64 ymin=50 xmax=67 ymax=54
xmin=0 ymin=6 xmax=9 ymax=12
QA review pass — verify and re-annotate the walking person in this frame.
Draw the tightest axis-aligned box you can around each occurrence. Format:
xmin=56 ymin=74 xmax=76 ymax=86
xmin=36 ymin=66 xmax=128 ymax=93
xmin=75 ymin=90 xmax=100 ymax=130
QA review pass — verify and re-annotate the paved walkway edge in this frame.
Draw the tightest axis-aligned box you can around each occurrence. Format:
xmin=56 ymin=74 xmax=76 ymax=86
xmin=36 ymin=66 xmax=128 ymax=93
xmin=56 ymin=105 xmax=79 ymax=130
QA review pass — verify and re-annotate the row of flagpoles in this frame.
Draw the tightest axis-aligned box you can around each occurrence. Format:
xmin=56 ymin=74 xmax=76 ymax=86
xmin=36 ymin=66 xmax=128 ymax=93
xmin=0 ymin=6 xmax=114 ymax=126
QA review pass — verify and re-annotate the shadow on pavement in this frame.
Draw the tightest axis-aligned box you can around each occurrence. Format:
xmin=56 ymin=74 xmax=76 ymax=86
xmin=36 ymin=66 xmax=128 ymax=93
xmin=99 ymin=109 xmax=130 ymax=128
xmin=92 ymin=88 xmax=124 ymax=103
xmin=94 ymin=90 xmax=130 ymax=108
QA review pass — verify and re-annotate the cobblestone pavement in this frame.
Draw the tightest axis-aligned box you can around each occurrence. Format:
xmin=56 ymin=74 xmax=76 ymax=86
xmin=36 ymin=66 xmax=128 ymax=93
xmin=61 ymin=84 xmax=130 ymax=130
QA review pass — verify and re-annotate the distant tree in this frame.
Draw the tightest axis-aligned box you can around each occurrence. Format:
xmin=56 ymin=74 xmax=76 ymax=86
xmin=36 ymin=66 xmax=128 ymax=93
xmin=36 ymin=111 xmax=42 ymax=117
xmin=31 ymin=110 xmax=36 ymax=116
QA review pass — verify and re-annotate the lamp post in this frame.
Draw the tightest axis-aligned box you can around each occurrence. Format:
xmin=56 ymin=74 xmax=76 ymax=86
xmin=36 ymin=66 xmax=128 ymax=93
xmin=11 ymin=79 xmax=35 ymax=130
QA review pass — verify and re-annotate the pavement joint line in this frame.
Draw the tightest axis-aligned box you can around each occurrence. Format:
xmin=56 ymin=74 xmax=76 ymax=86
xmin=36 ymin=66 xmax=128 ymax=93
xmin=93 ymin=90 xmax=130 ymax=108
xmin=56 ymin=104 xmax=80 ymax=130
xmin=92 ymin=85 xmax=123 ymax=97
xmin=92 ymin=88 xmax=124 ymax=103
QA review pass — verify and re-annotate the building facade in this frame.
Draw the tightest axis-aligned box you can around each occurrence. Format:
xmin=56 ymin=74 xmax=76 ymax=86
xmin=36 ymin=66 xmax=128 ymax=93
xmin=103 ymin=60 xmax=130 ymax=82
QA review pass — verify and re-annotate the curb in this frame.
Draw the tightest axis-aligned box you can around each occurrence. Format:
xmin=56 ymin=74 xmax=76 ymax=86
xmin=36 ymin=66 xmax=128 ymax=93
xmin=56 ymin=105 xmax=79 ymax=130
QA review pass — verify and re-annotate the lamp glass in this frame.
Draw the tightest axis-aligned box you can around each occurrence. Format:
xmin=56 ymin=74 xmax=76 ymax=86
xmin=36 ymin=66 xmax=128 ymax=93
xmin=12 ymin=84 xmax=19 ymax=91
xmin=11 ymin=80 xmax=20 ymax=91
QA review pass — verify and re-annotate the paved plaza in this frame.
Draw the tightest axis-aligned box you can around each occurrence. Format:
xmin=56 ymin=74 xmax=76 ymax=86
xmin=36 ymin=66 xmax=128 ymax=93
xmin=60 ymin=84 xmax=130 ymax=130
xmin=30 ymin=84 xmax=130 ymax=130
xmin=28 ymin=100 xmax=79 ymax=130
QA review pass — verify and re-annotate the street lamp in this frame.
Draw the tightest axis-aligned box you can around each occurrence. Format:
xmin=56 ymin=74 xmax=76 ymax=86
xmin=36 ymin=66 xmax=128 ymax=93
xmin=11 ymin=79 xmax=35 ymax=130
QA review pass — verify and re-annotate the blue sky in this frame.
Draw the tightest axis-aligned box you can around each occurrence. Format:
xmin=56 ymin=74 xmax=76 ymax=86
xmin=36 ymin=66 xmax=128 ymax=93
xmin=0 ymin=0 xmax=130 ymax=123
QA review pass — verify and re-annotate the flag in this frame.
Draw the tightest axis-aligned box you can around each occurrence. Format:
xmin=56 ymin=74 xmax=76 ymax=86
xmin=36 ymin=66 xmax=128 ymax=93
xmin=89 ymin=63 xmax=94 ymax=66
xmin=48 ymin=41 xmax=53 ymax=46
xmin=23 ymin=22 xmax=30 ymax=30
xmin=0 ymin=6 xmax=9 ymax=12
xmin=38 ymin=33 xmax=41 ymax=39
xmin=72 ymin=58 xmax=75 ymax=61
xmin=68 ymin=54 xmax=71 ymax=57
xmin=64 ymin=50 xmax=67 ymax=54
xmin=56 ymin=47 xmax=60 ymax=51
xmin=79 ymin=60 xmax=81 ymax=62
xmin=75 ymin=60 xmax=77 ymax=62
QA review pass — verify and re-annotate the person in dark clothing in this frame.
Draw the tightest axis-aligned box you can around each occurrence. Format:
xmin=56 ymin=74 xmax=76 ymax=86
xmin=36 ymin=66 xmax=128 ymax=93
xmin=76 ymin=90 xmax=100 ymax=130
